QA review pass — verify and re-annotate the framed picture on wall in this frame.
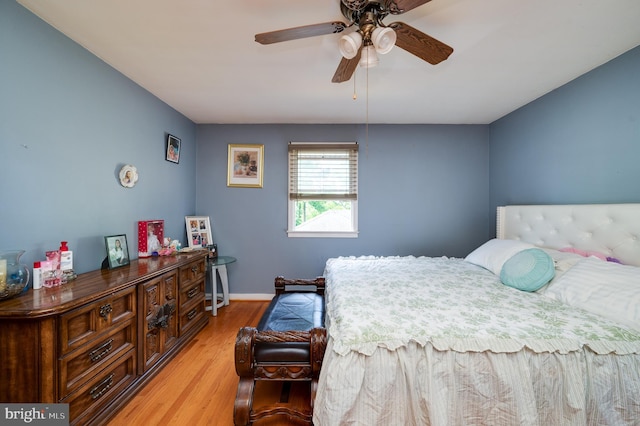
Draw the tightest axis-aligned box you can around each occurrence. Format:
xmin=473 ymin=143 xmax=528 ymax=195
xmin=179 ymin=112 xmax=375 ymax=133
xmin=166 ymin=134 xmax=181 ymax=164
xmin=185 ymin=216 xmax=213 ymax=249
xmin=104 ymin=234 xmax=130 ymax=269
xmin=227 ymin=144 xmax=264 ymax=188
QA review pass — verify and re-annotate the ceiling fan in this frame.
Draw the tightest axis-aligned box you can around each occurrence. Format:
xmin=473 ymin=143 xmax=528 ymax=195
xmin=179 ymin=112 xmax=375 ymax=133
xmin=255 ymin=0 xmax=454 ymax=83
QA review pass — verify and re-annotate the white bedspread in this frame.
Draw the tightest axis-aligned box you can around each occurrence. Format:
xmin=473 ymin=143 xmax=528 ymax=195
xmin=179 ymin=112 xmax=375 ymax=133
xmin=313 ymin=256 xmax=640 ymax=425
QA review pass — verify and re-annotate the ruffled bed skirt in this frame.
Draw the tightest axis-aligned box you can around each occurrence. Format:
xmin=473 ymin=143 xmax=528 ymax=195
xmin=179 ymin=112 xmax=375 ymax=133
xmin=313 ymin=339 xmax=640 ymax=426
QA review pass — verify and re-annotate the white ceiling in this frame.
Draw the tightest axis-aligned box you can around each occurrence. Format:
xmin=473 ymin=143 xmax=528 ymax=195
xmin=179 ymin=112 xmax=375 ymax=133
xmin=17 ymin=0 xmax=640 ymax=124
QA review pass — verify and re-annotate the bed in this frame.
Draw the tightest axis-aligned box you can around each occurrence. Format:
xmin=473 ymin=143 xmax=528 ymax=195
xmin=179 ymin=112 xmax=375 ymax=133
xmin=313 ymin=204 xmax=640 ymax=425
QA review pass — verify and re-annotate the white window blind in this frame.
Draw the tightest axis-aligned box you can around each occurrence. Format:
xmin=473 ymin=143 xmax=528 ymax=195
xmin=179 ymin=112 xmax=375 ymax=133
xmin=288 ymin=143 xmax=358 ymax=200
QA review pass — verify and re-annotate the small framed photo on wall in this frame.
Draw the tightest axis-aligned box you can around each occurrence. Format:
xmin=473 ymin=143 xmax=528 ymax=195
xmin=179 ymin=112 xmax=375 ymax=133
xmin=166 ymin=134 xmax=181 ymax=163
xmin=104 ymin=234 xmax=130 ymax=269
xmin=185 ymin=216 xmax=213 ymax=249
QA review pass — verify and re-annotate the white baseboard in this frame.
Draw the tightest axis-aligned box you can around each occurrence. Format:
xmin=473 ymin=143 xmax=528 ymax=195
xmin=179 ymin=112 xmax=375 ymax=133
xmin=229 ymin=293 xmax=274 ymax=301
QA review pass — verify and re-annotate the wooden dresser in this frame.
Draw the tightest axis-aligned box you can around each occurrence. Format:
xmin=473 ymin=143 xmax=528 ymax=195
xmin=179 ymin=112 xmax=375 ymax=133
xmin=0 ymin=252 xmax=208 ymax=425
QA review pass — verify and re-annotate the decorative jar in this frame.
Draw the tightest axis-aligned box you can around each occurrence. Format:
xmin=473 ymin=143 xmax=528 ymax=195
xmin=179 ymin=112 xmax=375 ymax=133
xmin=0 ymin=250 xmax=30 ymax=300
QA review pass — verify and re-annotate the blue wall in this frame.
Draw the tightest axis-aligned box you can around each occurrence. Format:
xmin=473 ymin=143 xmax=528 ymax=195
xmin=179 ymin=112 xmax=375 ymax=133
xmin=4 ymin=0 xmax=640 ymax=295
xmin=196 ymin=124 xmax=490 ymax=294
xmin=1 ymin=1 xmax=197 ymax=273
xmin=489 ymin=45 xmax=640 ymax=227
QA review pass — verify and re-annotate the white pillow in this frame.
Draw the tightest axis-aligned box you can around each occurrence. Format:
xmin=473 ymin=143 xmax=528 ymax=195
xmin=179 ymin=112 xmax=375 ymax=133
xmin=543 ymin=257 xmax=640 ymax=332
xmin=465 ymin=239 xmax=534 ymax=276
xmin=537 ymin=248 xmax=585 ymax=293
xmin=542 ymin=248 xmax=585 ymax=274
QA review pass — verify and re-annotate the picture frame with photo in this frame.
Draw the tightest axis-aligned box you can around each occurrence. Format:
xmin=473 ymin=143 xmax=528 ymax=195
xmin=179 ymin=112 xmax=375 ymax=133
xmin=166 ymin=134 xmax=181 ymax=164
xmin=227 ymin=144 xmax=264 ymax=188
xmin=104 ymin=234 xmax=130 ymax=269
xmin=138 ymin=220 xmax=164 ymax=258
xmin=185 ymin=216 xmax=213 ymax=249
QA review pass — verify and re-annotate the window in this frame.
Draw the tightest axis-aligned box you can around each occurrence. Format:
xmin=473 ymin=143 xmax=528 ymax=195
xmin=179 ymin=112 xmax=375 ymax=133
xmin=288 ymin=142 xmax=358 ymax=238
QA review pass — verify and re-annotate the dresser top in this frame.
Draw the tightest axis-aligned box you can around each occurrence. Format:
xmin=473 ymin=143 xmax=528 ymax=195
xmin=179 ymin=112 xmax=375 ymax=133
xmin=0 ymin=252 xmax=207 ymax=318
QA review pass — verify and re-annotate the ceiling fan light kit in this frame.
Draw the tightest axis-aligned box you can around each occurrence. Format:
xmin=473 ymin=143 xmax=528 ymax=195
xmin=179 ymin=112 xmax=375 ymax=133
xmin=340 ymin=26 xmax=395 ymax=64
xmin=370 ymin=27 xmax=396 ymax=54
xmin=339 ymin=32 xmax=363 ymax=59
xmin=359 ymin=44 xmax=379 ymax=68
xmin=256 ymin=0 xmax=453 ymax=83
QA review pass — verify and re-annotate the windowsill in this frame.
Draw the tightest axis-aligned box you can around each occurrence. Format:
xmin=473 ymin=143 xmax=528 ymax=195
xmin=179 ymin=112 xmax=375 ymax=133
xmin=287 ymin=230 xmax=358 ymax=238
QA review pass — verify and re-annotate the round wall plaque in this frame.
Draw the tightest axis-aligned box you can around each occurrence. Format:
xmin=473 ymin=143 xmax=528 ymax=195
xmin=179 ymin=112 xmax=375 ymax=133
xmin=119 ymin=164 xmax=139 ymax=188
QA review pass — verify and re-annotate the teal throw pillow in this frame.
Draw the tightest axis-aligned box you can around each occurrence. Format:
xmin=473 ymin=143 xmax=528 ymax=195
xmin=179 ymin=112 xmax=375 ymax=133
xmin=500 ymin=248 xmax=555 ymax=292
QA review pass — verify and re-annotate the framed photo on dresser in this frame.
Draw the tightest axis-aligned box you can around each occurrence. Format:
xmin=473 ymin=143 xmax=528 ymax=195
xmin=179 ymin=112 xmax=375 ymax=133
xmin=185 ymin=216 xmax=212 ymax=249
xmin=104 ymin=234 xmax=130 ymax=269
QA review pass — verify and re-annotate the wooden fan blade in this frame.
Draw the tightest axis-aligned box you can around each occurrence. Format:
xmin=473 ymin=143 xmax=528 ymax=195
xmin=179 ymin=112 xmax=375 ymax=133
xmin=331 ymin=49 xmax=362 ymax=83
xmin=385 ymin=0 xmax=432 ymax=14
xmin=389 ymin=22 xmax=453 ymax=65
xmin=256 ymin=21 xmax=349 ymax=45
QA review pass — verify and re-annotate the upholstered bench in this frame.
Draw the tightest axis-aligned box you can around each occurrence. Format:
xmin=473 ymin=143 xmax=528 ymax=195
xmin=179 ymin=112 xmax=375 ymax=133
xmin=233 ymin=276 xmax=326 ymax=425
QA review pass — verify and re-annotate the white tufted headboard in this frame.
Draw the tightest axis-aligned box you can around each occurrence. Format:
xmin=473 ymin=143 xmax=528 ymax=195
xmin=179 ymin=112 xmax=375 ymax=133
xmin=497 ymin=204 xmax=640 ymax=267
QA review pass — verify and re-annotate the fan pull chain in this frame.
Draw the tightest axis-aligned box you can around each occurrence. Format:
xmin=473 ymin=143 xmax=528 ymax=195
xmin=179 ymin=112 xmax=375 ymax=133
xmin=365 ymin=58 xmax=369 ymax=156
xmin=353 ymin=70 xmax=357 ymax=100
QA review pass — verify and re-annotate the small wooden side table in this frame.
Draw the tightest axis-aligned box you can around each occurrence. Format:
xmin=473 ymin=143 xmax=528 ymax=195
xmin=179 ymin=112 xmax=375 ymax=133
xmin=207 ymin=255 xmax=236 ymax=316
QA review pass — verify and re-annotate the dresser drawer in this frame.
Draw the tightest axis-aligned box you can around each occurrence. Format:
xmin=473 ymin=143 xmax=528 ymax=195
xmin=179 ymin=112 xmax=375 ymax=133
xmin=178 ymin=258 xmax=206 ymax=288
xmin=59 ymin=286 xmax=136 ymax=355
xmin=179 ymin=300 xmax=206 ymax=335
xmin=179 ymin=280 xmax=205 ymax=308
xmin=59 ymin=319 xmax=135 ymax=398
xmin=63 ymin=349 xmax=136 ymax=426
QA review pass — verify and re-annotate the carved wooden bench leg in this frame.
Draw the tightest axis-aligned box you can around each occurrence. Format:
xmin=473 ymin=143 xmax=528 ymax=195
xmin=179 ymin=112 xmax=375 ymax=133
xmin=234 ymin=327 xmax=256 ymax=426
xmin=233 ymin=378 xmax=254 ymax=426
xmin=309 ymin=327 xmax=327 ymax=411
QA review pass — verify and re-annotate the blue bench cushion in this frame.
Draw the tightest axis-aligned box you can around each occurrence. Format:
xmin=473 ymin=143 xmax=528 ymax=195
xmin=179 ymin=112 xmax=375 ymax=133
xmin=254 ymin=292 xmax=325 ymax=363
xmin=257 ymin=293 xmax=324 ymax=332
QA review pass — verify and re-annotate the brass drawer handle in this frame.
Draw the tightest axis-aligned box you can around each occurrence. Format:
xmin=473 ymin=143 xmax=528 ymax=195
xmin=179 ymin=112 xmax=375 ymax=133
xmin=89 ymin=339 xmax=114 ymax=362
xmin=186 ymin=309 xmax=197 ymax=321
xmin=90 ymin=374 xmax=114 ymax=400
xmin=187 ymin=287 xmax=199 ymax=299
xmin=99 ymin=303 xmax=112 ymax=318
xmin=191 ymin=266 xmax=198 ymax=273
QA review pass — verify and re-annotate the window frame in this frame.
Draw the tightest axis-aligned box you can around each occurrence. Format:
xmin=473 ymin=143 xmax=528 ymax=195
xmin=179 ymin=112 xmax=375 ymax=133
xmin=287 ymin=142 xmax=359 ymax=238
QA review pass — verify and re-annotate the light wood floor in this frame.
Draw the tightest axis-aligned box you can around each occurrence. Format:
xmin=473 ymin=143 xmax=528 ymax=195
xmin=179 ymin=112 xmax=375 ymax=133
xmin=107 ymin=300 xmax=310 ymax=426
